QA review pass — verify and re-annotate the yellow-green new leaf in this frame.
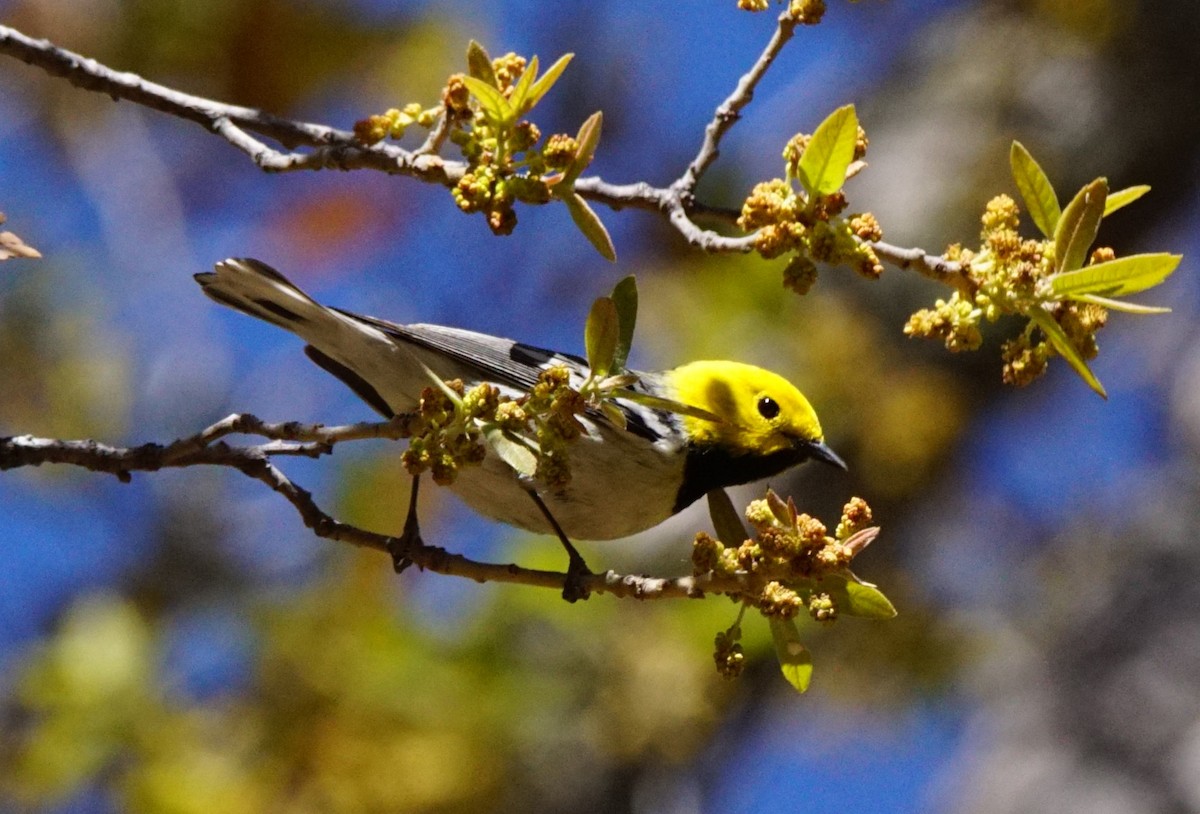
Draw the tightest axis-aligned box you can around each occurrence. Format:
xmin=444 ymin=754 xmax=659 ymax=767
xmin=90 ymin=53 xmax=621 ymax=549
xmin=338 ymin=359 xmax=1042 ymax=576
xmin=507 ymin=55 xmax=539 ymax=118
xmin=483 ymin=425 xmax=538 ymax=478
xmin=843 ymin=580 xmax=898 ymax=619
xmin=797 ymin=104 xmax=859 ymax=197
xmin=1010 ymin=141 xmax=1060 ymax=238
xmin=585 ymin=296 xmax=619 ymax=379
xmin=1050 ymin=253 xmax=1181 ymax=299
xmin=616 ymin=390 xmax=722 ymax=424
xmin=1104 ymin=185 xmax=1151 ymax=218
xmin=770 ymin=617 xmax=813 ymax=693
xmin=818 ymin=576 xmax=897 ymax=619
xmin=610 ymin=275 xmax=638 ymax=373
xmin=599 ymin=400 xmax=628 ymax=431
xmin=1029 ymin=306 xmax=1107 ymax=398
xmin=466 ymin=40 xmax=498 ymax=86
xmin=461 ymin=75 xmax=513 ymax=125
xmin=1054 ymin=178 xmax=1107 ymax=273
xmin=707 ymin=489 xmax=749 ymax=547
xmin=524 ymin=53 xmax=574 ymax=113
xmin=561 ymin=112 xmax=603 ymax=186
xmin=563 ymin=193 xmax=617 ymax=262
xmin=1077 ymin=294 xmax=1171 ymax=315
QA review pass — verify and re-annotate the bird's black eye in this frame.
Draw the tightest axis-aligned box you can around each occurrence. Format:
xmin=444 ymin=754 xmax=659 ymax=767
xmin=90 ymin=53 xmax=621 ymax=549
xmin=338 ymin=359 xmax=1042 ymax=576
xmin=757 ymin=396 xmax=780 ymax=420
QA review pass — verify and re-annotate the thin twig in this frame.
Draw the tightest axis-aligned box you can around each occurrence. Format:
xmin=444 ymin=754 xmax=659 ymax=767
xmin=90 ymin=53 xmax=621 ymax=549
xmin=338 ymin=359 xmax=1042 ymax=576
xmin=0 ymin=22 xmax=953 ymax=275
xmin=676 ymin=12 xmax=799 ymax=196
xmin=0 ymin=424 xmax=760 ymax=600
xmin=871 ymin=241 xmax=969 ymax=292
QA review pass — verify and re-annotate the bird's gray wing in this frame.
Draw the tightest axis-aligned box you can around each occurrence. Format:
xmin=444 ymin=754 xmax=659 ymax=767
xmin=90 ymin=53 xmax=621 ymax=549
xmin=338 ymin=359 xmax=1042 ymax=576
xmin=336 ymin=309 xmax=592 ymax=392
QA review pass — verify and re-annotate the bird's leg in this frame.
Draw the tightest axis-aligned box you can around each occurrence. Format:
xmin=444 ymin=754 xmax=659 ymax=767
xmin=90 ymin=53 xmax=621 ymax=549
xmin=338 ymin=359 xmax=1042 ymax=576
xmin=524 ymin=486 xmax=593 ymax=603
xmin=389 ymin=473 xmax=423 ymax=573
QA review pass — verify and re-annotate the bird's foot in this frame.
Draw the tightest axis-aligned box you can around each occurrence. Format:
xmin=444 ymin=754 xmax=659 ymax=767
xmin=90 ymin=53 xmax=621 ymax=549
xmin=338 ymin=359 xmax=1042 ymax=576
xmin=561 ymin=552 xmax=593 ymax=603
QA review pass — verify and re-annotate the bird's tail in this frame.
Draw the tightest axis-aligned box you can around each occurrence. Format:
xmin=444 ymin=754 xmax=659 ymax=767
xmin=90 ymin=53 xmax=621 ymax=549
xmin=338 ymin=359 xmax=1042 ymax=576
xmin=195 ymin=258 xmax=407 ymax=416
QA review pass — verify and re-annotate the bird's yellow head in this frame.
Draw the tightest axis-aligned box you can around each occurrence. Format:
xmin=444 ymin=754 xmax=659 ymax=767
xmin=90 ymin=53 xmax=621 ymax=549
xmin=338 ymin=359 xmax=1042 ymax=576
xmin=668 ymin=360 xmax=843 ymax=466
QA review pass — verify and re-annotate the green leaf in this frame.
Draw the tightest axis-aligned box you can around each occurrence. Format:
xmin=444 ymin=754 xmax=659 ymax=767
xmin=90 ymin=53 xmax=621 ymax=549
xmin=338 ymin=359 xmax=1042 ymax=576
xmin=1009 ymin=141 xmax=1060 ymax=238
xmin=414 ymin=358 xmax=464 ymax=407
xmin=1053 ymin=178 xmax=1107 ymax=273
xmin=1050 ymin=253 xmax=1182 ymax=299
xmin=483 ymin=425 xmax=538 ymax=477
xmin=818 ymin=576 xmax=897 ymax=619
xmin=507 ymin=55 xmax=539 ymax=118
xmin=523 ymin=53 xmax=574 ymax=113
xmin=1076 ymin=293 xmax=1171 ymax=315
xmin=466 ymin=40 xmax=497 ymax=86
xmin=460 ymin=75 xmax=513 ymax=125
xmin=765 ymin=489 xmax=792 ymax=526
xmin=843 ymin=581 xmax=897 ymax=619
xmin=614 ymin=389 xmax=722 ymax=424
xmin=1028 ymin=305 xmax=1107 ymax=398
xmin=797 ymin=104 xmax=859 ymax=197
xmin=707 ymin=489 xmax=748 ymax=546
xmin=599 ymin=400 xmax=628 ymax=431
xmin=562 ymin=193 xmax=617 ymax=262
xmin=1104 ymin=185 xmax=1150 ymax=217
xmin=609 ymin=276 xmax=638 ymax=373
xmin=562 ymin=111 xmax=603 ymax=186
xmin=585 ymin=296 xmax=619 ymax=378
xmin=769 ymin=617 xmax=813 ymax=693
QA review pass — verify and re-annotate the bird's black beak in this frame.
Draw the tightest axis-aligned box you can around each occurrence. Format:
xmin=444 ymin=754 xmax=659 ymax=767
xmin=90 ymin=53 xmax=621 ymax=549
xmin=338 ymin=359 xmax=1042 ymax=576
xmin=802 ymin=438 xmax=848 ymax=471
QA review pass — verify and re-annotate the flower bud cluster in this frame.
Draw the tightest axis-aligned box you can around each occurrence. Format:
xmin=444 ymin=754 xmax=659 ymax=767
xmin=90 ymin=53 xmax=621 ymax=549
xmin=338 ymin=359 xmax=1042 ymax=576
xmin=353 ymin=103 xmax=440 ymax=145
xmin=904 ymin=194 xmax=1113 ymax=389
xmin=356 ymin=48 xmax=577 ymax=237
xmin=736 ymin=0 xmax=829 ymax=23
xmin=399 ymin=365 xmax=592 ymax=492
xmin=401 ymin=381 xmax=488 ymax=485
xmin=740 ymin=125 xmax=881 ymax=293
xmin=692 ymin=492 xmax=878 ymax=623
xmin=713 ymin=626 xmax=746 ymax=679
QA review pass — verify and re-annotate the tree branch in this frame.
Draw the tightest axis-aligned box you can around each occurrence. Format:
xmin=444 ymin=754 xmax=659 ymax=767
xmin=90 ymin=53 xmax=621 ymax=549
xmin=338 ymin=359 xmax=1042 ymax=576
xmin=0 ymin=418 xmax=759 ymax=600
xmin=676 ymin=12 xmax=798 ymax=195
xmin=0 ymin=21 xmax=949 ymax=273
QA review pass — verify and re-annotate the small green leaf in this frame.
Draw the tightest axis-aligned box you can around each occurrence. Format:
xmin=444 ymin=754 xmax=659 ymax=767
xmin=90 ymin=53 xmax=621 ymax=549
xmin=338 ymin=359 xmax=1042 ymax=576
xmin=707 ymin=489 xmax=748 ymax=546
xmin=1054 ymin=178 xmax=1108 ymax=274
xmin=466 ymin=40 xmax=497 ymax=86
xmin=1076 ymin=294 xmax=1171 ymax=315
xmin=507 ymin=55 xmax=539 ymax=118
xmin=460 ymin=75 xmax=513 ymax=125
xmin=842 ymin=580 xmax=897 ymax=619
xmin=610 ymin=275 xmax=638 ymax=373
xmin=1051 ymin=253 xmax=1181 ymax=299
xmin=818 ymin=575 xmax=897 ymax=619
xmin=414 ymin=358 xmax=464 ymax=407
xmin=1028 ymin=305 xmax=1107 ymax=398
xmin=483 ymin=425 xmax=538 ymax=477
xmin=765 ymin=489 xmax=791 ymax=526
xmin=769 ymin=617 xmax=813 ymax=693
xmin=614 ymin=389 xmax=722 ymax=424
xmin=797 ymin=104 xmax=859 ymax=197
xmin=1009 ymin=141 xmax=1061 ymax=238
xmin=563 ymin=193 xmax=617 ymax=262
xmin=1104 ymin=185 xmax=1150 ymax=217
xmin=600 ymin=400 xmax=628 ymax=431
xmin=585 ymin=296 xmax=619 ymax=378
xmin=524 ymin=53 xmax=574 ymax=113
xmin=562 ymin=111 xmax=603 ymax=186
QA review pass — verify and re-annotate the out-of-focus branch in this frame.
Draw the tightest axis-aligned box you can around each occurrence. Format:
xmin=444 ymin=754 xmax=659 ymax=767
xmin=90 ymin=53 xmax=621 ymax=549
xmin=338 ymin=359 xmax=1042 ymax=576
xmin=0 ymin=418 xmax=758 ymax=600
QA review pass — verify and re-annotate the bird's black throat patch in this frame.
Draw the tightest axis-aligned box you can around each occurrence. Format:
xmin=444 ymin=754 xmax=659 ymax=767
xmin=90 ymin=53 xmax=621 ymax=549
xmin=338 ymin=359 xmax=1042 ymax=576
xmin=672 ymin=443 xmax=809 ymax=514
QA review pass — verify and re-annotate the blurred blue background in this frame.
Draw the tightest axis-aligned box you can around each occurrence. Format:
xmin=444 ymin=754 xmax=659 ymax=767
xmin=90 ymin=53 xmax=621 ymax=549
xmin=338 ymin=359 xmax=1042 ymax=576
xmin=2 ymin=0 xmax=1199 ymax=812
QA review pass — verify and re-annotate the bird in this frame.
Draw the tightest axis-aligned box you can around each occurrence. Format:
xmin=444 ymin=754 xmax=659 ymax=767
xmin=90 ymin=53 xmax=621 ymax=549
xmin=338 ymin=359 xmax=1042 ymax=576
xmin=195 ymin=258 xmax=846 ymax=599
